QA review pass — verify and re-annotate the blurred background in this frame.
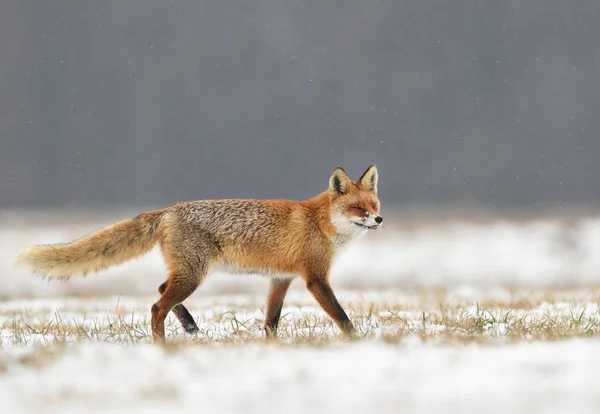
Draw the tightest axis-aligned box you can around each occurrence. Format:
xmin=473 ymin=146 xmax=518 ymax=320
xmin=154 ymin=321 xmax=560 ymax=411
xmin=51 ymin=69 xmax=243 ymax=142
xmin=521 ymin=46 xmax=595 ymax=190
xmin=1 ymin=0 xmax=599 ymax=297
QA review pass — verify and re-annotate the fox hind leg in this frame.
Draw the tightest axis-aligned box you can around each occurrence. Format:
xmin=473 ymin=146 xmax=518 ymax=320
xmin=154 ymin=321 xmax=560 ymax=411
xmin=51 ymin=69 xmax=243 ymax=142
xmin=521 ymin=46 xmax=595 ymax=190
xmin=151 ymin=269 xmax=207 ymax=342
xmin=158 ymin=282 xmax=199 ymax=334
xmin=153 ymin=227 xmax=221 ymax=342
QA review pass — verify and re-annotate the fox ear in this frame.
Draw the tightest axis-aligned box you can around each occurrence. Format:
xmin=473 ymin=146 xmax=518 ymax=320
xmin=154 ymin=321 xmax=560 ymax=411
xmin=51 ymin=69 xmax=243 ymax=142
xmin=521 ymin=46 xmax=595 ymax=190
xmin=329 ymin=167 xmax=351 ymax=195
xmin=358 ymin=165 xmax=378 ymax=194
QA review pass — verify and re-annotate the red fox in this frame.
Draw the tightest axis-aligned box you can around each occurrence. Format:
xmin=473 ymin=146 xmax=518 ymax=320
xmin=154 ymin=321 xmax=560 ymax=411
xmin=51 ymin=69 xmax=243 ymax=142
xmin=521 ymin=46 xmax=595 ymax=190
xmin=16 ymin=165 xmax=382 ymax=342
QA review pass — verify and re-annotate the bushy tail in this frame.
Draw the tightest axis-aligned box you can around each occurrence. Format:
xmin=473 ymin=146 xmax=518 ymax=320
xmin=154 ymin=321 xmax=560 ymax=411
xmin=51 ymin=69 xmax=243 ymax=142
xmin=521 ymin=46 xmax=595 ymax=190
xmin=15 ymin=210 xmax=168 ymax=278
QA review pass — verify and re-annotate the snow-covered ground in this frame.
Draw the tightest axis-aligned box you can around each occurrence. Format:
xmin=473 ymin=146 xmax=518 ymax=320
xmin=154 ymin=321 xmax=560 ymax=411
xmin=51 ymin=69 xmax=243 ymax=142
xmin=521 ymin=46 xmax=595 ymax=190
xmin=2 ymin=210 xmax=600 ymax=297
xmin=1 ymin=337 xmax=599 ymax=414
xmin=1 ymin=291 xmax=600 ymax=414
xmin=2 ymin=289 xmax=599 ymax=347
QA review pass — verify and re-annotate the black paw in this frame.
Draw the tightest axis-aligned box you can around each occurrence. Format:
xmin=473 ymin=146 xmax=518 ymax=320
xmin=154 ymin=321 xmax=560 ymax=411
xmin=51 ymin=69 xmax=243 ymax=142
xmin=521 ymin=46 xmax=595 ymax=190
xmin=183 ymin=321 xmax=199 ymax=334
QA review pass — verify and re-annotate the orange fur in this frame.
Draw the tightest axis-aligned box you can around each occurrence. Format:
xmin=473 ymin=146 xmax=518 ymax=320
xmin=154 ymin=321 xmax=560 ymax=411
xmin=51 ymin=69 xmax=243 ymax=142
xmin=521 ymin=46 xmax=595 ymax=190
xmin=16 ymin=165 xmax=382 ymax=342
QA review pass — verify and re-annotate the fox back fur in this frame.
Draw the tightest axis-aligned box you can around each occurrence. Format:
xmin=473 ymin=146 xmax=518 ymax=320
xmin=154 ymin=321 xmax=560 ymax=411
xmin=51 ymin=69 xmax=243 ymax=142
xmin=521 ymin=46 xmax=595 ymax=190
xmin=16 ymin=165 xmax=383 ymax=342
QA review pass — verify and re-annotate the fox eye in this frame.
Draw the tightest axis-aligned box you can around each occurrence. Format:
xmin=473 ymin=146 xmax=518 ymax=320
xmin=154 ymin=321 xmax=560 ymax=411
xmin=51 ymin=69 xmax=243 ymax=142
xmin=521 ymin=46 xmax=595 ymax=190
xmin=351 ymin=205 xmax=364 ymax=211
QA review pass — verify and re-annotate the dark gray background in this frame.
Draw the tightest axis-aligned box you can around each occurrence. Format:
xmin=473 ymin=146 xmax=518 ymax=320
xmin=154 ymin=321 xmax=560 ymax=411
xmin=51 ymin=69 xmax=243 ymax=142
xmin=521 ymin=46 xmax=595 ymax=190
xmin=1 ymin=1 xmax=598 ymax=209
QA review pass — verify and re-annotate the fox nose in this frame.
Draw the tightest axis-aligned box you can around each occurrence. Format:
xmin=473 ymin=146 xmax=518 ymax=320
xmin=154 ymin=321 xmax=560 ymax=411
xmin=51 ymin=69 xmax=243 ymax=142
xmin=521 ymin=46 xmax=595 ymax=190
xmin=375 ymin=216 xmax=383 ymax=224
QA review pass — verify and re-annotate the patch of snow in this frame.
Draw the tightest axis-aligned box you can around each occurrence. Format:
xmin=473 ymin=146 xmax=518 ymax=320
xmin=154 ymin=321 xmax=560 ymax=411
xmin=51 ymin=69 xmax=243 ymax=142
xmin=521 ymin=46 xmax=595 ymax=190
xmin=1 ymin=339 xmax=600 ymax=414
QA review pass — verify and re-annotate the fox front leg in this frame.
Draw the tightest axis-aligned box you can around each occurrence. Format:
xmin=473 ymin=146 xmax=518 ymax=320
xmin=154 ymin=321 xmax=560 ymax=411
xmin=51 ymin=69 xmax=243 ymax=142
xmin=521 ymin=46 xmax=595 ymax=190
xmin=305 ymin=277 xmax=356 ymax=337
xmin=264 ymin=277 xmax=293 ymax=338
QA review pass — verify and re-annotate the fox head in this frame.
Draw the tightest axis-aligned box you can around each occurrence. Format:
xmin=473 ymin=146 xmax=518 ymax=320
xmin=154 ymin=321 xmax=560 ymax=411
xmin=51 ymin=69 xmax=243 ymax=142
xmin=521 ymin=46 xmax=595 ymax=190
xmin=328 ymin=165 xmax=382 ymax=240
